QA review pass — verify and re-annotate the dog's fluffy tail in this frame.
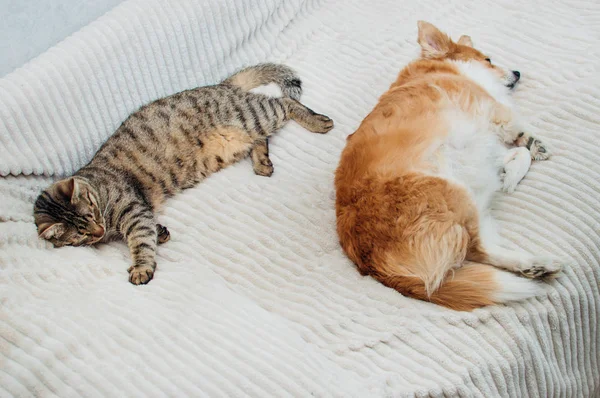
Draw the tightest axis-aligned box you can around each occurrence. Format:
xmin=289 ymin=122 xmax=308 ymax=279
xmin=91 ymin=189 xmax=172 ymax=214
xmin=379 ymin=264 xmax=543 ymax=311
xmin=222 ymin=63 xmax=302 ymax=100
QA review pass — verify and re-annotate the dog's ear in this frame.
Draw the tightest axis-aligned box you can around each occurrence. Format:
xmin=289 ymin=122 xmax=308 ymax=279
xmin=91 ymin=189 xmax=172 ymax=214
xmin=457 ymin=35 xmax=473 ymax=47
xmin=417 ymin=21 xmax=453 ymax=58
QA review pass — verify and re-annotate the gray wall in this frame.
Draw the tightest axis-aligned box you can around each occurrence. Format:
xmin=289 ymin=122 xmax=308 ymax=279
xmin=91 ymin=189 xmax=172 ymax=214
xmin=0 ymin=0 xmax=125 ymax=77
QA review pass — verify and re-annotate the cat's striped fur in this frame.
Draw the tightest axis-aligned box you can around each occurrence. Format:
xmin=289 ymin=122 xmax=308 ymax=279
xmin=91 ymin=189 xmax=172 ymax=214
xmin=33 ymin=63 xmax=334 ymax=284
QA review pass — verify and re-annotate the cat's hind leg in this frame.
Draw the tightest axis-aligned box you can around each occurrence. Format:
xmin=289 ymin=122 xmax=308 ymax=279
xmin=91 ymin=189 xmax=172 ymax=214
xmin=250 ymin=139 xmax=274 ymax=177
xmin=282 ymin=98 xmax=334 ymax=134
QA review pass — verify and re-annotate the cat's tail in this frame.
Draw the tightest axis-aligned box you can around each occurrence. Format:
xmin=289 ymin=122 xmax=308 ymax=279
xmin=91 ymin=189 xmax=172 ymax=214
xmin=222 ymin=63 xmax=302 ymax=100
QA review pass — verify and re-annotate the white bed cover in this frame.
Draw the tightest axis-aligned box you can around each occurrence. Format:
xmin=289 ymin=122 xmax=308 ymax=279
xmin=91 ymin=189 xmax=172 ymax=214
xmin=1 ymin=0 xmax=599 ymax=396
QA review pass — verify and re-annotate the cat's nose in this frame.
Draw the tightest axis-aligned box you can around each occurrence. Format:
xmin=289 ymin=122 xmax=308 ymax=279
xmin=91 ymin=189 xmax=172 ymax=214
xmin=91 ymin=225 xmax=105 ymax=238
xmin=512 ymin=70 xmax=521 ymax=81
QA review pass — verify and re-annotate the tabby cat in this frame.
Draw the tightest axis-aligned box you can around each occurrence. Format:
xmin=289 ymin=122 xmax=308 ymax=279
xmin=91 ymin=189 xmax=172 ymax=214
xmin=33 ymin=63 xmax=334 ymax=284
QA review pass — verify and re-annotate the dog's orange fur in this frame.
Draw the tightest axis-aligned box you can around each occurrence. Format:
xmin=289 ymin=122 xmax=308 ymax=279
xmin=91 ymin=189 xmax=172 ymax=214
xmin=335 ymin=22 xmax=508 ymax=311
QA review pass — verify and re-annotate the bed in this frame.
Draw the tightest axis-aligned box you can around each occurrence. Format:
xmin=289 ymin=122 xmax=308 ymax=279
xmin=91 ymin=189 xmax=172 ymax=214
xmin=1 ymin=0 xmax=599 ymax=396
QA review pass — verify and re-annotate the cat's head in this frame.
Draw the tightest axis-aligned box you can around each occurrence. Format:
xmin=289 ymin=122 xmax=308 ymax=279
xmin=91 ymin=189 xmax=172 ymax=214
xmin=34 ymin=177 xmax=106 ymax=247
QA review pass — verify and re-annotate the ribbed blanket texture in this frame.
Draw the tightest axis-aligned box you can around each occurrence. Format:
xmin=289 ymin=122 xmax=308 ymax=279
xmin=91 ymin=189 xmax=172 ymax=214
xmin=1 ymin=0 xmax=599 ymax=396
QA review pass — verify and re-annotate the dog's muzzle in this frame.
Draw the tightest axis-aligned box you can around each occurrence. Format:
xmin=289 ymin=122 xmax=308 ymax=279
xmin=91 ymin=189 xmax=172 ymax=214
xmin=507 ymin=70 xmax=521 ymax=89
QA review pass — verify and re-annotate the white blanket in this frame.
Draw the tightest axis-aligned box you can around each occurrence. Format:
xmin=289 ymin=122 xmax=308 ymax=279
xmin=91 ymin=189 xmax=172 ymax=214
xmin=1 ymin=0 xmax=599 ymax=396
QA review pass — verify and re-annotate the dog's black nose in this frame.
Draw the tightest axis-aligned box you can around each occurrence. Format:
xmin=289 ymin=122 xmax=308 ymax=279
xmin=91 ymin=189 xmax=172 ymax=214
xmin=513 ymin=70 xmax=521 ymax=80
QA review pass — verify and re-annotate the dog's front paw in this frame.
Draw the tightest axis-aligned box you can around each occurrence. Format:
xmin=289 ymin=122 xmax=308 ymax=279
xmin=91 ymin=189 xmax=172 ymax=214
xmin=519 ymin=256 xmax=563 ymax=279
xmin=528 ymin=138 xmax=551 ymax=161
xmin=128 ymin=263 xmax=155 ymax=285
xmin=516 ymin=133 xmax=551 ymax=160
xmin=501 ymin=147 xmax=531 ymax=193
xmin=501 ymin=172 xmax=518 ymax=194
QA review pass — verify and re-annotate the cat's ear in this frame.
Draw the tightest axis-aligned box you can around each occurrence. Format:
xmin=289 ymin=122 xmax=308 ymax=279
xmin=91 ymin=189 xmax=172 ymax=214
xmin=86 ymin=190 xmax=99 ymax=208
xmin=417 ymin=21 xmax=453 ymax=58
xmin=457 ymin=35 xmax=473 ymax=47
xmin=39 ymin=223 xmax=65 ymax=240
xmin=55 ymin=178 xmax=81 ymax=203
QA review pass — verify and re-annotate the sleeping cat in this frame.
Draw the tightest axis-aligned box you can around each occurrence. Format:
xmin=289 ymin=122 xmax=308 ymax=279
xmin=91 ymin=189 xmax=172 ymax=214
xmin=33 ymin=63 xmax=334 ymax=284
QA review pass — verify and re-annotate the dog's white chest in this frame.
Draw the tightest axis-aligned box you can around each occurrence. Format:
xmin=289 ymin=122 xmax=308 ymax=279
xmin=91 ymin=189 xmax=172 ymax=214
xmin=434 ymin=116 xmax=506 ymax=209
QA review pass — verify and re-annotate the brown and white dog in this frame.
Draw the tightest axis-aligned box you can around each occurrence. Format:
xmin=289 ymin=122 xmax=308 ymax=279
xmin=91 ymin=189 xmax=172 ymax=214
xmin=334 ymin=21 xmax=562 ymax=311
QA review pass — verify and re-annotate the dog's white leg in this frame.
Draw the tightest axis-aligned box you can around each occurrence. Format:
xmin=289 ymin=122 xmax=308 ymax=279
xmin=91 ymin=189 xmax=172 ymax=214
xmin=472 ymin=156 xmax=563 ymax=279
xmin=476 ymin=244 xmax=563 ymax=279
xmin=501 ymin=147 xmax=531 ymax=193
xmin=491 ymin=103 xmax=551 ymax=161
xmin=471 ymin=218 xmax=563 ymax=278
xmin=513 ymin=131 xmax=551 ymax=161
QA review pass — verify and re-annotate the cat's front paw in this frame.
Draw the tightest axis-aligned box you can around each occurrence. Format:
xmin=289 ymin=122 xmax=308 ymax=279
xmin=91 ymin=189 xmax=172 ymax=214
xmin=253 ymin=158 xmax=274 ymax=177
xmin=156 ymin=224 xmax=170 ymax=244
xmin=128 ymin=263 xmax=155 ymax=285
